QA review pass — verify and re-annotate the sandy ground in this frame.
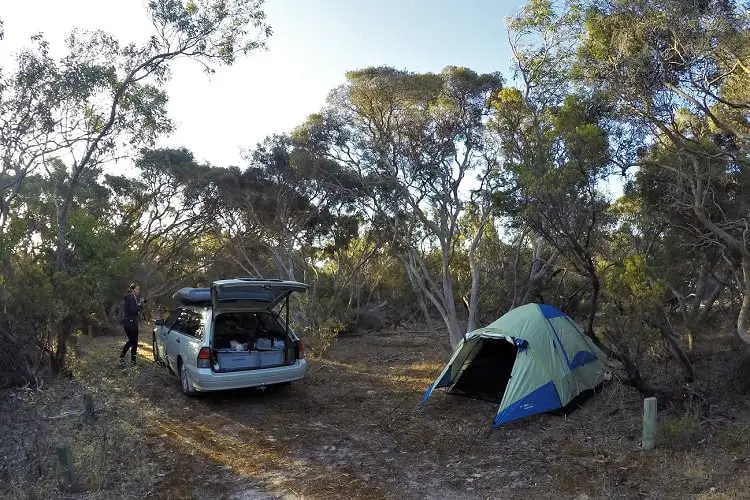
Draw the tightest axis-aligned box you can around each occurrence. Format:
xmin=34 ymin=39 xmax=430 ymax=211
xmin=2 ymin=326 xmax=749 ymax=499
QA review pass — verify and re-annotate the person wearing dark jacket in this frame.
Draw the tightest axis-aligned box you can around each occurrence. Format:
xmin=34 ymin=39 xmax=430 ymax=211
xmin=119 ymin=282 xmax=144 ymax=365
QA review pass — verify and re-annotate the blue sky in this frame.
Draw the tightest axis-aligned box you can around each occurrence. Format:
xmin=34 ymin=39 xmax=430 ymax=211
xmin=1 ymin=0 xmax=526 ymax=167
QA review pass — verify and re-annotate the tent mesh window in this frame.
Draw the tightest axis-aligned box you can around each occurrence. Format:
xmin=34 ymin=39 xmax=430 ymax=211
xmin=450 ymin=339 xmax=517 ymax=403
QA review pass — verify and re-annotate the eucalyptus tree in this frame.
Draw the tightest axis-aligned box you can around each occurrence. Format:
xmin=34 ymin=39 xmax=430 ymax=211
xmin=575 ymin=0 xmax=750 ymax=344
xmin=0 ymin=0 xmax=272 ymax=372
xmin=491 ymin=0 xmax=615 ymax=339
xmin=296 ymin=66 xmax=503 ymax=346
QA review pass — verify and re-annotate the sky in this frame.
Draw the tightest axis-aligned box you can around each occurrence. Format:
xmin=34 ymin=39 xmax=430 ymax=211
xmin=1 ymin=0 xmax=526 ymax=168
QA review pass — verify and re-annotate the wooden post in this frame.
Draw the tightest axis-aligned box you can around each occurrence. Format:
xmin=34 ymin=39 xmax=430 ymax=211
xmin=55 ymin=442 xmax=77 ymax=490
xmin=82 ymin=392 xmax=95 ymax=421
xmin=642 ymin=396 xmax=657 ymax=451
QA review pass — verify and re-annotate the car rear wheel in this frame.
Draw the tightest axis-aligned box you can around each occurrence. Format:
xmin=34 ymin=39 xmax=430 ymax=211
xmin=179 ymin=359 xmax=197 ymax=396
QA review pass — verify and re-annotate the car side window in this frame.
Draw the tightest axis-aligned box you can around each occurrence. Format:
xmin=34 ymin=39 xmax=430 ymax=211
xmin=171 ymin=309 xmax=187 ymax=333
xmin=165 ymin=309 xmax=180 ymax=328
xmin=181 ymin=310 xmax=205 ymax=340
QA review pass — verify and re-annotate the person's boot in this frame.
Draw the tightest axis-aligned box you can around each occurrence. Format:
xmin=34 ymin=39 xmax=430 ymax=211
xmin=131 ymin=357 xmax=137 ymax=366
xmin=119 ymin=356 xmax=125 ymax=366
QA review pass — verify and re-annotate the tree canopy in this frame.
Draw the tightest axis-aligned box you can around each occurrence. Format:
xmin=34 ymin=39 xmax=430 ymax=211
xmin=2 ymin=0 xmax=750 ymax=400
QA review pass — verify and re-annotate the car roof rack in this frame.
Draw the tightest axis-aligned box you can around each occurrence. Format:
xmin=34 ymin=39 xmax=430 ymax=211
xmin=172 ymin=287 xmax=211 ymax=306
xmin=235 ymin=277 xmax=284 ymax=282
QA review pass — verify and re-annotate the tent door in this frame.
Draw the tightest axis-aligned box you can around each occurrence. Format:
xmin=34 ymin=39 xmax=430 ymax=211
xmin=449 ymin=338 xmax=518 ymax=403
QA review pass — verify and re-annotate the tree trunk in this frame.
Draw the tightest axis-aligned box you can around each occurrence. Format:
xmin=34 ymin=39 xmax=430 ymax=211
xmin=55 ymin=224 xmax=67 ymax=270
xmin=519 ymin=252 xmax=559 ymax=307
xmin=53 ymin=185 xmax=75 ymax=372
xmin=466 ymin=207 xmax=490 ymax=333
xmin=619 ymin=355 xmax=658 ymax=396
xmin=585 ymin=270 xmax=600 ymax=339
xmin=441 ymin=274 xmax=463 ymax=347
xmin=399 ymin=243 xmax=464 ymax=346
xmin=419 ymin=296 xmax=433 ymax=329
xmin=737 ymin=257 xmax=750 ymax=345
xmin=466 ymin=243 xmax=482 ymax=334
xmin=599 ymin=334 xmax=658 ymax=397
xmin=648 ymin=315 xmax=695 ymax=382
xmin=511 ymin=234 xmax=558 ymax=308
xmin=53 ymin=316 xmax=74 ymax=374
xmin=675 ymin=266 xmax=726 ymax=352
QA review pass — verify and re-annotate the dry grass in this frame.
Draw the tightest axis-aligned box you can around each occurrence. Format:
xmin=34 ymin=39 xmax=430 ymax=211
xmin=2 ymin=325 xmax=750 ymax=499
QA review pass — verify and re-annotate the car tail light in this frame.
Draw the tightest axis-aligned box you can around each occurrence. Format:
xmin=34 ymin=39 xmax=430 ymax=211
xmin=297 ymin=341 xmax=304 ymax=360
xmin=197 ymin=347 xmax=211 ymax=368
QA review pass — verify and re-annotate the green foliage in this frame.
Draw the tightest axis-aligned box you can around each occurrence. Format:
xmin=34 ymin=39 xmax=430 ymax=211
xmin=603 ymin=255 xmax=664 ymax=305
xmin=0 ymin=0 xmax=272 ymax=383
xmin=295 ymin=64 xmax=505 ymax=344
xmin=715 ymin=423 xmax=750 ymax=453
xmin=659 ymin=414 xmax=701 ymax=451
xmin=302 ymin=315 xmax=345 ymax=358
xmin=0 ymin=258 xmax=58 ymax=388
xmin=2 ymin=0 xmax=749 ymax=399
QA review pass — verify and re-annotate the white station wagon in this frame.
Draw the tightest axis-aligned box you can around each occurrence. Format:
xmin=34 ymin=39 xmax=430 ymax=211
xmin=152 ymin=278 xmax=309 ymax=395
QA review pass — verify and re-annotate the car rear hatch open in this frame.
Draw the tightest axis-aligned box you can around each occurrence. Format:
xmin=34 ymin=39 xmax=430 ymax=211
xmin=210 ymin=278 xmax=309 ymax=372
xmin=210 ymin=278 xmax=308 ymax=313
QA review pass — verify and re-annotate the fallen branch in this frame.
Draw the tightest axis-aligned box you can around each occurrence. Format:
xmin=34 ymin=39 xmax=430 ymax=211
xmin=39 ymin=409 xmax=85 ymax=420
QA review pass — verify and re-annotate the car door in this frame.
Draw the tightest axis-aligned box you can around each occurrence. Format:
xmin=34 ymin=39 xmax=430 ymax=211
xmin=155 ymin=309 xmax=179 ymax=361
xmin=165 ymin=308 xmax=188 ymax=372
xmin=178 ymin=309 xmax=206 ymax=375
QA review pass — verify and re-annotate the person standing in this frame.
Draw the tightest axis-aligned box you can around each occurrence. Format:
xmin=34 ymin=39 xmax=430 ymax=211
xmin=119 ymin=282 xmax=144 ymax=365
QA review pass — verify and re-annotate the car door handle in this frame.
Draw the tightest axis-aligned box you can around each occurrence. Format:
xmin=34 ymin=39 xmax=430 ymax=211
xmin=175 ymin=338 xmax=180 ymax=343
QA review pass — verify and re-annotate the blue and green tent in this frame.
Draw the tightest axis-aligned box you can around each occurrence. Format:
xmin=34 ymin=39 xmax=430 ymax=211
xmin=422 ymin=303 xmax=609 ymax=427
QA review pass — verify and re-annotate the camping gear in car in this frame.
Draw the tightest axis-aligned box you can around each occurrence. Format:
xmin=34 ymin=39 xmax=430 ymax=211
xmin=215 ymin=348 xmax=285 ymax=370
xmin=254 ymin=337 xmax=285 ymax=350
xmin=229 ymin=340 xmax=249 ymax=351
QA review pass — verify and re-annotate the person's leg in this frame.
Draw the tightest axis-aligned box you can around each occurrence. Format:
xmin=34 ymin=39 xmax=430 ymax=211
xmin=127 ymin=327 xmax=139 ymax=364
xmin=120 ymin=331 xmax=133 ymax=360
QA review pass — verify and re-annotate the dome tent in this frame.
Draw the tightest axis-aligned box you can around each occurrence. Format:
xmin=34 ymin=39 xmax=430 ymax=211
xmin=422 ymin=303 xmax=609 ymax=427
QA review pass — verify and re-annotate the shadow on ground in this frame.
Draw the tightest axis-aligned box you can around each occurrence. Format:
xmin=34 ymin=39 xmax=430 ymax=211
xmin=5 ymin=327 xmax=750 ymax=500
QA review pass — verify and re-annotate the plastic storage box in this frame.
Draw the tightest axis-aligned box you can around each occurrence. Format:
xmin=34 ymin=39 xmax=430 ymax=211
xmin=257 ymin=349 xmax=284 ymax=366
xmin=215 ymin=349 xmax=285 ymax=370
xmin=216 ymin=349 xmax=260 ymax=370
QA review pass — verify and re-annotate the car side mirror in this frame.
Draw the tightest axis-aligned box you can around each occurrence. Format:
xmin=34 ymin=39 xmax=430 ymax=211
xmin=155 ymin=319 xmax=165 ymax=326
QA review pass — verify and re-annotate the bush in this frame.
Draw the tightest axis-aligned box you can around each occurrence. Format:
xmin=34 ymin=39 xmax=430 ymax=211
xmin=659 ymin=414 xmax=701 ymax=451
xmin=303 ymin=315 xmax=344 ymax=358
xmin=715 ymin=423 xmax=750 ymax=453
xmin=0 ymin=264 xmax=59 ymax=389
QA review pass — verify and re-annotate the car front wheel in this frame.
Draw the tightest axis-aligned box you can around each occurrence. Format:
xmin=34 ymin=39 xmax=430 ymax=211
xmin=152 ymin=334 xmax=162 ymax=365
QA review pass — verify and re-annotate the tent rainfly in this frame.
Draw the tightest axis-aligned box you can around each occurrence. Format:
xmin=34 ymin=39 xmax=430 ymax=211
xmin=422 ymin=303 xmax=609 ymax=427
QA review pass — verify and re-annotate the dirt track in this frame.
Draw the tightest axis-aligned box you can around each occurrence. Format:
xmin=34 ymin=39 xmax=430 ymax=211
xmin=3 ymin=327 xmax=750 ymax=499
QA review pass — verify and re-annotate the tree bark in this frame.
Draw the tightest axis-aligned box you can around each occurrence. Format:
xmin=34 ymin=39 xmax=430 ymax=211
xmin=441 ymin=272 xmax=463 ymax=347
xmin=419 ymin=296 xmax=433 ymax=329
xmin=737 ymin=257 xmax=750 ymax=345
xmin=466 ymin=209 xmax=490 ymax=333
xmin=53 ymin=178 xmax=74 ymax=272
xmin=585 ymin=268 xmax=600 ymax=340
xmin=599 ymin=333 xmax=658 ymax=397
xmin=648 ymin=315 xmax=695 ymax=382
xmin=403 ymin=251 xmax=463 ymax=347
xmin=516 ymin=248 xmax=559 ymax=307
